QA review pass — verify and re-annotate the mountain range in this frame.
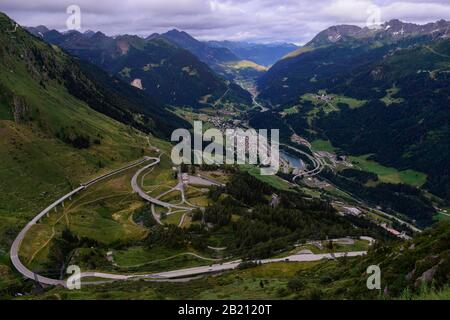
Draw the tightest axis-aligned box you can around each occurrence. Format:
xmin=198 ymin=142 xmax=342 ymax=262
xmin=27 ymin=27 xmax=252 ymax=107
xmin=26 ymin=26 xmax=298 ymax=106
xmin=253 ymin=19 xmax=450 ymax=202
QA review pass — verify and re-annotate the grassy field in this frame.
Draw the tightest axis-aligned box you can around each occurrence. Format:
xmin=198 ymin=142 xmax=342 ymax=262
xmin=241 ymin=165 xmax=293 ymax=191
xmin=113 ymin=245 xmax=217 ymax=273
xmin=349 ymin=155 xmax=427 ymax=187
xmin=114 ymin=246 xmax=189 ymax=266
xmin=17 ymin=164 xmax=152 ymax=271
xmin=301 ymin=92 xmax=366 ymax=111
xmin=163 ymin=210 xmax=186 ymax=225
xmin=435 ymin=207 xmax=450 ymax=221
xmin=225 ymin=60 xmax=268 ymax=72
xmin=310 ymin=139 xmax=336 ymax=153
xmin=141 ymin=154 xmax=178 ymax=192
xmin=275 ymin=238 xmax=370 ymax=258
xmin=159 ymin=190 xmax=182 ymax=204
xmin=333 ymin=95 xmax=366 ymax=109
xmin=380 ymin=87 xmax=405 ymax=106
xmin=282 ymin=105 xmax=299 ymax=114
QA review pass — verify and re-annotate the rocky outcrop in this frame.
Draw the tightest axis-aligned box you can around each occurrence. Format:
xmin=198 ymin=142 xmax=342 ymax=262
xmin=415 ymin=265 xmax=439 ymax=287
xmin=12 ymin=95 xmax=28 ymax=122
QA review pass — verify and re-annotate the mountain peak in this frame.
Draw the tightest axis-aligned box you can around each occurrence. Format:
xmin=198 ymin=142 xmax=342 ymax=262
xmin=145 ymin=33 xmax=160 ymax=40
xmin=307 ymin=24 xmax=362 ymax=46
xmin=163 ymin=29 xmax=198 ymax=43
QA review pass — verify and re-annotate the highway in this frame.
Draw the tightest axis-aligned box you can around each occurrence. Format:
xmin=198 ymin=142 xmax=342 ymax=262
xmin=143 ymin=251 xmax=366 ymax=279
xmin=72 ymin=250 xmax=367 ymax=284
xmin=280 ymin=144 xmax=323 ymax=181
xmin=130 ymin=158 xmax=194 ymax=211
xmin=10 ymin=153 xmax=371 ymax=288
xmin=281 ymin=141 xmax=420 ymax=234
xmin=10 ymin=157 xmax=156 ymax=287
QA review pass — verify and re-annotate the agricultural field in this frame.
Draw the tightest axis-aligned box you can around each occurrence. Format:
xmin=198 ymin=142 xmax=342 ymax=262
xmin=241 ymin=165 xmax=293 ymax=191
xmin=310 ymin=139 xmax=336 ymax=153
xmin=349 ymin=155 xmax=427 ymax=187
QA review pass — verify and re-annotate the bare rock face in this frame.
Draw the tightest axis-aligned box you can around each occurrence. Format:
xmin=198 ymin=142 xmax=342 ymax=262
xmin=405 ymin=268 xmax=416 ymax=281
xmin=12 ymin=95 xmax=28 ymax=122
xmin=130 ymin=78 xmax=143 ymax=90
xmin=415 ymin=265 xmax=439 ymax=288
xmin=371 ymin=67 xmax=385 ymax=81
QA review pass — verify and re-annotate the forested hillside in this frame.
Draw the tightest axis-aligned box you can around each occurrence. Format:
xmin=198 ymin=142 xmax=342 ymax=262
xmin=31 ymin=28 xmax=251 ymax=107
xmin=254 ymin=20 xmax=450 ymax=201
xmin=282 ymin=220 xmax=450 ymax=299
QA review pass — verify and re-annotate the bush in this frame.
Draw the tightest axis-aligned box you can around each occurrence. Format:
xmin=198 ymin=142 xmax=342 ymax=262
xmin=287 ymin=278 xmax=304 ymax=292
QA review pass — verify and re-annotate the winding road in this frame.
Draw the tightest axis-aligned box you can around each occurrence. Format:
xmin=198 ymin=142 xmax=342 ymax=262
xmin=11 ymin=155 xmax=369 ymax=288
xmin=280 ymin=144 xmax=323 ymax=181
xmin=10 ymin=157 xmax=152 ymax=287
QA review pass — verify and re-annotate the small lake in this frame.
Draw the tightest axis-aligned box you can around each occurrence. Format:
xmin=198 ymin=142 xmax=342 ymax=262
xmin=280 ymin=150 xmax=305 ymax=170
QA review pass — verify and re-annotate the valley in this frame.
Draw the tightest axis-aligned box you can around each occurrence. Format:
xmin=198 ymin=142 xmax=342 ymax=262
xmin=0 ymin=9 xmax=448 ymax=302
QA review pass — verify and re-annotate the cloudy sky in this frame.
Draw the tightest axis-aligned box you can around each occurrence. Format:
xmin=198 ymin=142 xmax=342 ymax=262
xmin=1 ymin=0 xmax=449 ymax=44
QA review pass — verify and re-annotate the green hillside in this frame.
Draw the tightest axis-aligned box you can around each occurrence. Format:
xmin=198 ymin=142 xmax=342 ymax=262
xmin=18 ymin=221 xmax=450 ymax=300
xmin=254 ymin=19 xmax=450 ymax=202
xmin=0 ymin=12 xmax=177 ymax=296
xmin=281 ymin=220 xmax=450 ymax=299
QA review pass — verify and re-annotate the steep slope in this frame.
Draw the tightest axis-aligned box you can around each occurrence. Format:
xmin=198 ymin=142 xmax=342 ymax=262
xmin=0 ymin=12 xmax=192 ymax=296
xmin=283 ymin=220 xmax=450 ymax=299
xmin=314 ymin=39 xmax=450 ymax=200
xmin=0 ymin=11 xmax=182 ymax=255
xmin=33 ymin=29 xmax=251 ymax=107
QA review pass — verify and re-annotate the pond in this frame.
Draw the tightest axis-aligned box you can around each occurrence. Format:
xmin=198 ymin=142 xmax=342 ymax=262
xmin=280 ymin=150 xmax=305 ymax=170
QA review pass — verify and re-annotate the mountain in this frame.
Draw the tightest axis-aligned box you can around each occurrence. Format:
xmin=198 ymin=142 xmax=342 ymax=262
xmin=254 ymin=19 xmax=450 ymax=202
xmin=160 ymin=29 xmax=239 ymax=66
xmin=157 ymin=30 xmax=255 ymax=80
xmin=24 ymin=25 xmax=49 ymax=37
xmin=207 ymin=40 xmax=299 ymax=66
xmin=30 ymin=28 xmax=251 ymax=107
xmin=259 ymin=20 xmax=450 ymax=105
xmin=285 ymin=19 xmax=450 ymax=57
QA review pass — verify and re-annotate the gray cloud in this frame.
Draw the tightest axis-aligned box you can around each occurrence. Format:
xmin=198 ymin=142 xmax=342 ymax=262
xmin=1 ymin=0 xmax=449 ymax=44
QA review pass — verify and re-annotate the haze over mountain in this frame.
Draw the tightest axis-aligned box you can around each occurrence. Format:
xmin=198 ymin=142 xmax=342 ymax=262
xmin=207 ymin=41 xmax=298 ymax=67
xmin=159 ymin=29 xmax=239 ymax=67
